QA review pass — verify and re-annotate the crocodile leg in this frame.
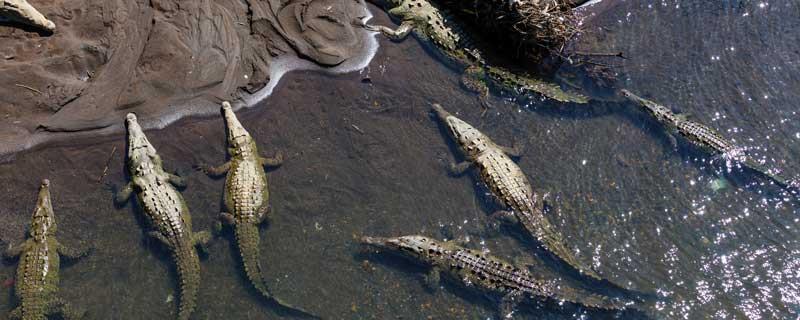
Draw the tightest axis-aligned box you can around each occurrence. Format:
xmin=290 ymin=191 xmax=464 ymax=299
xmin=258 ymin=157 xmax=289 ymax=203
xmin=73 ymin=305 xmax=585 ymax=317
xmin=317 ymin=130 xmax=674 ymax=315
xmin=448 ymin=161 xmax=473 ymax=176
xmin=114 ymin=182 xmax=134 ymax=205
xmin=499 ymin=290 xmax=523 ymax=319
xmin=260 ymin=152 xmax=284 ymax=168
xmin=256 ymin=204 xmax=271 ymax=225
xmin=666 ymin=131 xmax=679 ymax=152
xmin=3 ymin=241 xmax=25 ymax=259
xmin=214 ymin=212 xmax=236 ymax=234
xmin=8 ymin=306 xmax=21 ymax=320
xmin=167 ymin=173 xmax=187 ymax=189
xmin=497 ymin=143 xmax=525 ymax=158
xmin=147 ymin=231 xmax=174 ymax=249
xmin=490 ymin=210 xmax=519 ymax=225
xmin=192 ymin=231 xmax=212 ymax=254
xmin=48 ymin=298 xmax=85 ymax=320
xmin=197 ymin=161 xmax=231 ymax=177
xmin=57 ymin=241 xmax=91 ymax=260
xmin=423 ymin=267 xmax=441 ymax=291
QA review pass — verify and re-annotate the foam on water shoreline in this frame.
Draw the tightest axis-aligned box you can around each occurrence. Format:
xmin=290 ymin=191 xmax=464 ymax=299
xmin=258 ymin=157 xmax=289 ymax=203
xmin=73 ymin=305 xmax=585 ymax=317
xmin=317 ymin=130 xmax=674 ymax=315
xmin=0 ymin=1 xmax=379 ymax=159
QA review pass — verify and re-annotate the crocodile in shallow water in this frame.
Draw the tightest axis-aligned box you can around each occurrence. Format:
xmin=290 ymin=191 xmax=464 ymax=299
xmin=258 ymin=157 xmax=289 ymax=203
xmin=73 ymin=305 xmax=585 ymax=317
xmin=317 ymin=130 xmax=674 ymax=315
xmin=621 ymin=89 xmax=795 ymax=190
xmin=4 ymin=179 xmax=90 ymax=320
xmin=357 ymin=0 xmax=587 ymax=104
xmin=198 ymin=102 xmax=317 ymax=317
xmin=361 ymin=235 xmax=633 ymax=317
xmin=432 ymin=103 xmax=603 ymax=280
xmin=115 ymin=113 xmax=211 ymax=320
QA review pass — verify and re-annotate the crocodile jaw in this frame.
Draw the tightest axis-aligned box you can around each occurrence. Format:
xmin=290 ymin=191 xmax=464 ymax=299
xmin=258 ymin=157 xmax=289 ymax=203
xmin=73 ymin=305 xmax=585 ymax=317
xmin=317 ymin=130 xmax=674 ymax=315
xmin=125 ymin=113 xmax=159 ymax=176
xmin=432 ymin=103 xmax=489 ymax=158
xmin=221 ymin=102 xmax=255 ymax=154
xmin=360 ymin=235 xmax=436 ymax=260
xmin=30 ymin=179 xmax=56 ymax=240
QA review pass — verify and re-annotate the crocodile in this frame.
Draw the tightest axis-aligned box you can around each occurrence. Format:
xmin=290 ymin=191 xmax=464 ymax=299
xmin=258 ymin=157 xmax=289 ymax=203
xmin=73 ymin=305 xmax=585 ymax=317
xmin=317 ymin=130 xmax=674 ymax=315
xmin=115 ymin=113 xmax=211 ymax=320
xmin=356 ymin=0 xmax=587 ymax=104
xmin=360 ymin=235 xmax=633 ymax=317
xmin=621 ymin=89 xmax=795 ymax=189
xmin=197 ymin=102 xmax=317 ymax=317
xmin=1 ymin=0 xmax=56 ymax=32
xmin=432 ymin=103 xmax=602 ymax=280
xmin=4 ymin=179 xmax=89 ymax=320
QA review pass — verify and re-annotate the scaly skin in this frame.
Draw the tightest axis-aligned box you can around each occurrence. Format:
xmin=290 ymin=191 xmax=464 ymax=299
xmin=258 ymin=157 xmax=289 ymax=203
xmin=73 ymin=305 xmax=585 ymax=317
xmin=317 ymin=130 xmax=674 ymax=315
xmin=115 ymin=114 xmax=210 ymax=320
xmin=199 ymin=102 xmax=315 ymax=317
xmin=0 ymin=0 xmax=56 ymax=32
xmin=358 ymin=0 xmax=587 ymax=104
xmin=361 ymin=235 xmax=632 ymax=317
xmin=4 ymin=180 xmax=89 ymax=320
xmin=432 ymin=103 xmax=602 ymax=280
xmin=621 ymin=89 xmax=794 ymax=189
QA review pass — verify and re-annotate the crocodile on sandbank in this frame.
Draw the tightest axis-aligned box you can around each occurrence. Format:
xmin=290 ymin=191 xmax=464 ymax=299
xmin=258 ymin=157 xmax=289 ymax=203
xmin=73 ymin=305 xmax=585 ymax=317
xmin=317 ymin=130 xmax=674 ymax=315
xmin=432 ymin=103 xmax=603 ymax=280
xmin=114 ymin=113 xmax=211 ymax=320
xmin=0 ymin=0 xmax=55 ymax=32
xmin=621 ymin=89 xmax=795 ymax=190
xmin=4 ymin=179 xmax=90 ymax=320
xmin=356 ymin=0 xmax=587 ymax=104
xmin=197 ymin=102 xmax=316 ymax=317
xmin=360 ymin=235 xmax=633 ymax=317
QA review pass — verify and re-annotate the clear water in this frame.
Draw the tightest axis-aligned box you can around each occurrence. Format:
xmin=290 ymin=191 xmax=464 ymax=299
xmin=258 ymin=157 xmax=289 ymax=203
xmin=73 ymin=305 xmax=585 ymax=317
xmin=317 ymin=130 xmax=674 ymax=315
xmin=1 ymin=1 xmax=799 ymax=319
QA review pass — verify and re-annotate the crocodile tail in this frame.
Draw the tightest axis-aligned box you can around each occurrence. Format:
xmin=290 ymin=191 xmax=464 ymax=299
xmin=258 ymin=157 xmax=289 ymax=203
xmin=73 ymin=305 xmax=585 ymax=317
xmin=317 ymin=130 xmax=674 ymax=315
xmin=518 ymin=208 xmax=602 ymax=281
xmin=235 ymin=223 xmax=319 ymax=318
xmin=554 ymin=285 xmax=636 ymax=311
xmin=484 ymin=66 xmax=589 ymax=103
xmin=174 ymin=244 xmax=200 ymax=320
xmin=742 ymin=158 xmax=794 ymax=190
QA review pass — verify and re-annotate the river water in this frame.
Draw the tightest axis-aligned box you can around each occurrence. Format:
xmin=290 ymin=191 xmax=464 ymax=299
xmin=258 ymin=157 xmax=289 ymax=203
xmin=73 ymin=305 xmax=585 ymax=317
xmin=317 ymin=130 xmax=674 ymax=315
xmin=1 ymin=0 xmax=799 ymax=319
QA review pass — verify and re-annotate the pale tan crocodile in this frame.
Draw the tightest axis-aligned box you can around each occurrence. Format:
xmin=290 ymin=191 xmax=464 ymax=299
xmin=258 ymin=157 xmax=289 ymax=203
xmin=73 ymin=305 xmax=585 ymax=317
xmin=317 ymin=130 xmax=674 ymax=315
xmin=432 ymin=103 xmax=602 ymax=280
xmin=0 ymin=0 xmax=55 ymax=32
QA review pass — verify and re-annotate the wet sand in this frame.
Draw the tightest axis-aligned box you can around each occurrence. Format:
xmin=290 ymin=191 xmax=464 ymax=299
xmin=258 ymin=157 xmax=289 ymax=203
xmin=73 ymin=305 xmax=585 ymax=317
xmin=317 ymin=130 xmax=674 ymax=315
xmin=1 ymin=0 xmax=800 ymax=319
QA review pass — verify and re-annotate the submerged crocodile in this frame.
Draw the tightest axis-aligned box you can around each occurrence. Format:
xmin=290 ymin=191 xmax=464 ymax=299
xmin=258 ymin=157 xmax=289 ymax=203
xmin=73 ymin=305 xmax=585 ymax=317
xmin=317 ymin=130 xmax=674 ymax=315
xmin=198 ymin=102 xmax=316 ymax=317
xmin=1 ymin=0 xmax=56 ymax=32
xmin=4 ymin=179 xmax=89 ymax=320
xmin=357 ymin=0 xmax=587 ymax=104
xmin=621 ymin=89 xmax=795 ymax=189
xmin=115 ymin=113 xmax=211 ymax=320
xmin=361 ymin=235 xmax=632 ymax=317
xmin=432 ymin=103 xmax=602 ymax=280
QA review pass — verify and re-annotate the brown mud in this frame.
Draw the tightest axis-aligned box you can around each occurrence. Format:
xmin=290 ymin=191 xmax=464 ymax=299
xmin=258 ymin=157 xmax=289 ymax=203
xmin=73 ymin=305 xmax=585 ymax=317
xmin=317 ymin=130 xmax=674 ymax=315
xmin=0 ymin=0 xmax=376 ymax=158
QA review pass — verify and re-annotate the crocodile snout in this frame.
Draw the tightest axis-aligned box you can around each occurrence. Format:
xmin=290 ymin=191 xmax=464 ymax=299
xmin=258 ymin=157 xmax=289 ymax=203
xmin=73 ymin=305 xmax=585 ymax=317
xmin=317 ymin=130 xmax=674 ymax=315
xmin=431 ymin=103 xmax=451 ymax=121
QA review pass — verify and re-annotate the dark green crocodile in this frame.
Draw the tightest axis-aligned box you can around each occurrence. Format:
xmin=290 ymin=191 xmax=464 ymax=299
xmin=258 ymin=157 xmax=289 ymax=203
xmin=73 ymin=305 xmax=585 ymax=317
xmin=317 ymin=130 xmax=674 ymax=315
xmin=115 ymin=113 xmax=211 ymax=320
xmin=198 ymin=102 xmax=316 ymax=317
xmin=621 ymin=89 xmax=795 ymax=189
xmin=432 ymin=103 xmax=603 ymax=280
xmin=357 ymin=0 xmax=588 ymax=104
xmin=361 ymin=235 xmax=633 ymax=317
xmin=4 ymin=179 xmax=89 ymax=320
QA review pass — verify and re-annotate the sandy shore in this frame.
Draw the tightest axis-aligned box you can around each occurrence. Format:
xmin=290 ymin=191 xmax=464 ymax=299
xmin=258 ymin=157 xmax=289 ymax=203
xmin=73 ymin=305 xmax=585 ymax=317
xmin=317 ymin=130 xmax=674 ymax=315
xmin=0 ymin=0 xmax=377 ymax=159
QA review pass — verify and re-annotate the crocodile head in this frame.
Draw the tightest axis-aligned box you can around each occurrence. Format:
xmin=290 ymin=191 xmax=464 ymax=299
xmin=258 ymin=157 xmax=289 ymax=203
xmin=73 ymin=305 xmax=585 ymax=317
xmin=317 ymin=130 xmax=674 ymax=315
xmin=432 ymin=103 xmax=491 ymax=158
xmin=29 ymin=179 xmax=56 ymax=241
xmin=621 ymin=89 xmax=675 ymax=122
xmin=125 ymin=113 xmax=162 ymax=177
xmin=360 ymin=235 xmax=446 ymax=263
xmin=221 ymin=102 xmax=257 ymax=157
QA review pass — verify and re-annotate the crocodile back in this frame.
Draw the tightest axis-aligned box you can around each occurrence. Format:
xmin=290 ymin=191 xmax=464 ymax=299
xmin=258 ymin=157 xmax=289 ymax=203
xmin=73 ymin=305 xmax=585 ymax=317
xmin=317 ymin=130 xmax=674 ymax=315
xmin=225 ymin=158 xmax=268 ymax=223
xmin=135 ymin=176 xmax=193 ymax=244
xmin=475 ymin=150 xmax=601 ymax=280
xmin=677 ymin=120 xmax=736 ymax=154
xmin=476 ymin=150 xmax=534 ymax=213
xmin=16 ymin=239 xmax=60 ymax=319
xmin=443 ymin=247 xmax=628 ymax=310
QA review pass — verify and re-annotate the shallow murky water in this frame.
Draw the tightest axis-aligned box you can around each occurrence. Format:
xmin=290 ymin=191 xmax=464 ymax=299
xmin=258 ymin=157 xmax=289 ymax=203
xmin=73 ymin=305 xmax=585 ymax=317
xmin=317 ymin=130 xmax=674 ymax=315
xmin=2 ymin=1 xmax=799 ymax=319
